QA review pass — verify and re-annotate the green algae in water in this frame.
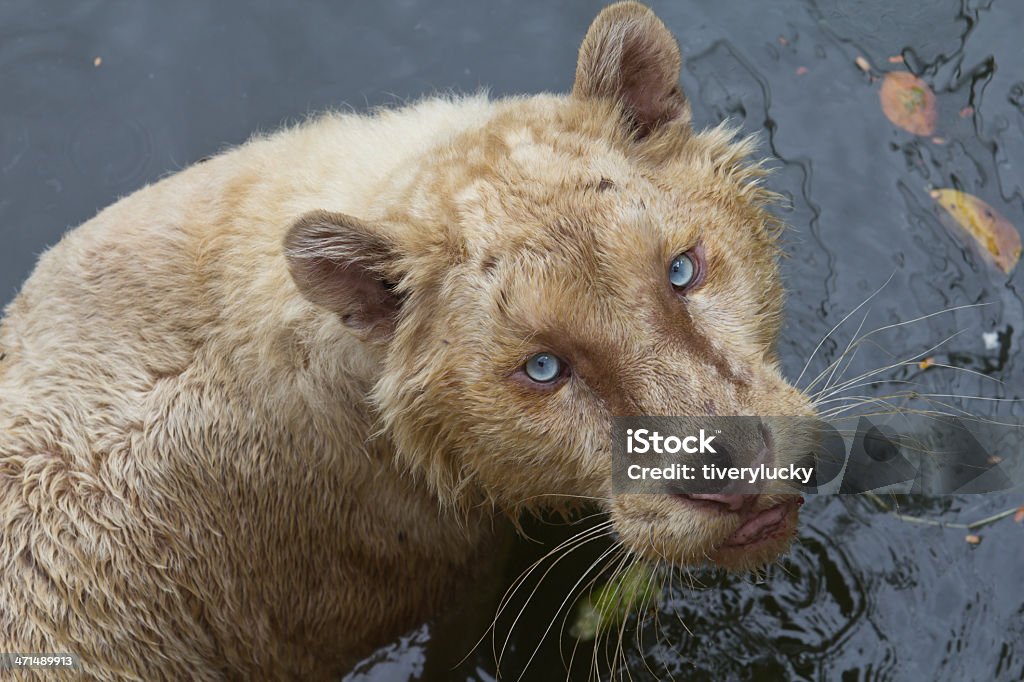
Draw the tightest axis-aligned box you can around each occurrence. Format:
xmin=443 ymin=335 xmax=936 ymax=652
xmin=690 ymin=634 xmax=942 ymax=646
xmin=569 ymin=562 xmax=661 ymax=641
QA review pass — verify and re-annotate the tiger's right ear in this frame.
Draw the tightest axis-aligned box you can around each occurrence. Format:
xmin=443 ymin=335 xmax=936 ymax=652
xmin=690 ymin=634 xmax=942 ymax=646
xmin=284 ymin=210 xmax=403 ymax=343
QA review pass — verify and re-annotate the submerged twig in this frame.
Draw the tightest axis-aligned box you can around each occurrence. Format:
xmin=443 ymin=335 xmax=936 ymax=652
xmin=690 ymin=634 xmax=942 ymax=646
xmin=864 ymin=492 xmax=1020 ymax=530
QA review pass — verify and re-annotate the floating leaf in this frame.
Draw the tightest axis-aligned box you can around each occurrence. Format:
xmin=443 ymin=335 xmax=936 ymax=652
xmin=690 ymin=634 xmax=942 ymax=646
xmin=965 ymin=534 xmax=982 ymax=545
xmin=1014 ymin=507 xmax=1024 ymax=524
xmin=569 ymin=562 xmax=660 ymax=641
xmin=930 ymin=189 xmax=1022 ymax=274
xmin=855 ymin=55 xmax=872 ymax=73
xmin=918 ymin=357 xmax=935 ymax=370
xmin=879 ymin=72 xmax=937 ymax=136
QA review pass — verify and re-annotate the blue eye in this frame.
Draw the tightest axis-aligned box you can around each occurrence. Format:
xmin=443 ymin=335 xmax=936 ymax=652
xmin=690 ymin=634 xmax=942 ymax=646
xmin=524 ymin=353 xmax=562 ymax=383
xmin=669 ymin=252 xmax=696 ymax=289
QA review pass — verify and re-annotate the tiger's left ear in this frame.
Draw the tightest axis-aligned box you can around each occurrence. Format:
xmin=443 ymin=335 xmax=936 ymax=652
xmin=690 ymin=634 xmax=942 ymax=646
xmin=284 ymin=210 xmax=404 ymax=343
xmin=573 ymin=2 xmax=688 ymax=137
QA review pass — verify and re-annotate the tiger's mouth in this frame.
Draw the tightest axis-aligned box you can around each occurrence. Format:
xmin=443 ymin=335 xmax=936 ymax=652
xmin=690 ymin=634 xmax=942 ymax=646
xmin=610 ymin=491 xmax=804 ymax=572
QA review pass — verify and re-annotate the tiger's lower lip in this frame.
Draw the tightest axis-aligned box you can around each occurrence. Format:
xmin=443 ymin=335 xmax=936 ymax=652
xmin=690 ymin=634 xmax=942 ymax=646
xmin=720 ymin=498 xmax=802 ymax=548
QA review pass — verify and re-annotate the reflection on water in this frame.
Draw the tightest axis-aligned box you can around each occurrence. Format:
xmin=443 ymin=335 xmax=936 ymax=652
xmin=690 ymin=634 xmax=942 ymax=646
xmin=641 ymin=515 xmax=867 ymax=680
xmin=1 ymin=0 xmax=1022 ymax=680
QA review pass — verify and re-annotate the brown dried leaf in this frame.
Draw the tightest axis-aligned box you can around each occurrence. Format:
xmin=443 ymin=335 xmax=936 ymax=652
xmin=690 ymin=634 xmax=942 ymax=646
xmin=879 ymin=72 xmax=936 ymax=136
xmin=930 ymin=189 xmax=1022 ymax=274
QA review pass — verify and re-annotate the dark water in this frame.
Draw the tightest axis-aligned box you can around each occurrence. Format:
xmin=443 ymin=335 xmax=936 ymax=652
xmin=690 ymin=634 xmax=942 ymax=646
xmin=2 ymin=1 xmax=1022 ymax=680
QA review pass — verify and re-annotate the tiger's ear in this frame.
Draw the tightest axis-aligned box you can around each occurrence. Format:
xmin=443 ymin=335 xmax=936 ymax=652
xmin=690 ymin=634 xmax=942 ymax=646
xmin=573 ymin=2 xmax=688 ymax=137
xmin=284 ymin=210 xmax=403 ymax=342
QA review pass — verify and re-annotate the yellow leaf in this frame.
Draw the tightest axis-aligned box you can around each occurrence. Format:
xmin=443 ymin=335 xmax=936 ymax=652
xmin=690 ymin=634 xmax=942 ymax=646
xmin=879 ymin=72 xmax=936 ymax=136
xmin=930 ymin=189 xmax=1022 ymax=274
